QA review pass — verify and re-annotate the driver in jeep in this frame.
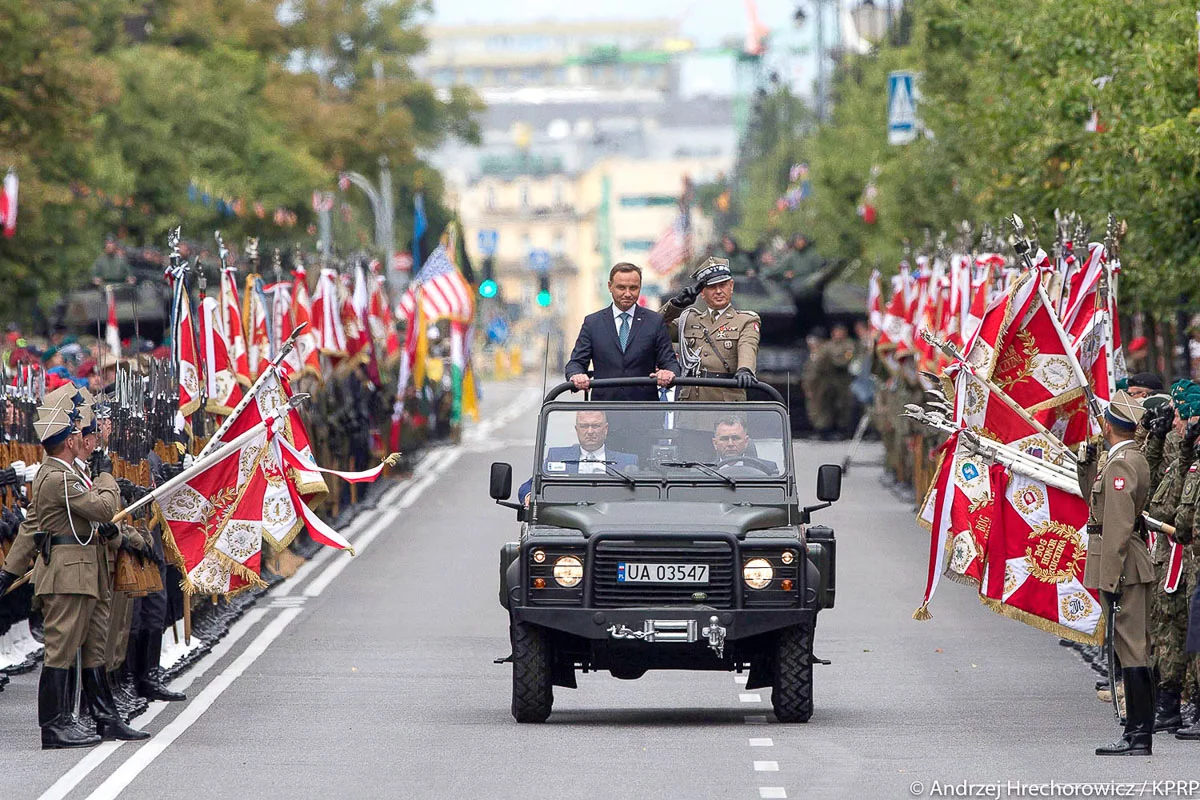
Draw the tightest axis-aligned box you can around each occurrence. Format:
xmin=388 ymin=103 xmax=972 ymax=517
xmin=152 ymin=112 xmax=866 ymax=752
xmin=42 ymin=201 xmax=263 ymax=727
xmin=712 ymin=416 xmax=777 ymax=473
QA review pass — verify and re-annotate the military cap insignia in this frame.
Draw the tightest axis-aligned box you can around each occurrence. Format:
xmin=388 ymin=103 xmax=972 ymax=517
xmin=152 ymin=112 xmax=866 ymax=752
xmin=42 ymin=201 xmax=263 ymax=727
xmin=724 ymin=341 xmax=733 ymax=349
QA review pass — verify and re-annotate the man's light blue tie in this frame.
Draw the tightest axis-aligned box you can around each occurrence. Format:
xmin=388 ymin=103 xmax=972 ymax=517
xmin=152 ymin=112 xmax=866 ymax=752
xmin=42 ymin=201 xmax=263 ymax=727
xmin=618 ymin=312 xmax=631 ymax=351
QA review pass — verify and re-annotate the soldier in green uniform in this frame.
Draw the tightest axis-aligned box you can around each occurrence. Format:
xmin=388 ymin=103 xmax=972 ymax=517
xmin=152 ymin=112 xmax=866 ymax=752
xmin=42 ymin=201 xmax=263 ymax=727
xmin=1162 ymin=384 xmax=1200 ymax=742
xmin=814 ymin=324 xmax=857 ymax=439
xmin=90 ymin=236 xmax=134 ymax=286
xmin=1077 ymin=390 xmax=1155 ymax=756
xmin=662 ymin=257 xmax=761 ymax=402
xmin=0 ymin=386 xmax=149 ymax=748
xmin=1142 ymin=389 xmax=1200 ymax=732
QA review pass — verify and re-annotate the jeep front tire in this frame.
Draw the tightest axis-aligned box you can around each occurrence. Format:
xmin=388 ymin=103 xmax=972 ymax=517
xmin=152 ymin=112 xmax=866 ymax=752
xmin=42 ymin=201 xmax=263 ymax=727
xmin=772 ymin=622 xmax=814 ymax=723
xmin=511 ymin=621 xmax=553 ymax=722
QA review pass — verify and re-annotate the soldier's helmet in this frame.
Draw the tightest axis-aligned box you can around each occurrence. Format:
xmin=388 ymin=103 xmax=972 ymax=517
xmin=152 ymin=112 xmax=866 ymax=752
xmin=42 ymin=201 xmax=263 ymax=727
xmin=691 ymin=257 xmax=733 ymax=287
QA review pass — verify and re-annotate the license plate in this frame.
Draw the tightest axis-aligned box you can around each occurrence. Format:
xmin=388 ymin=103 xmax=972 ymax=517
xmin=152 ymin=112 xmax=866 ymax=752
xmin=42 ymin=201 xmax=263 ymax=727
xmin=617 ymin=563 xmax=709 ymax=584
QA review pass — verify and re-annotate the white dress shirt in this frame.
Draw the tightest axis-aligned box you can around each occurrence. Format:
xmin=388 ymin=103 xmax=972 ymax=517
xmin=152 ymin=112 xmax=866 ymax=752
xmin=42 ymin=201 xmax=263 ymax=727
xmin=611 ymin=304 xmax=634 ymax=338
xmin=579 ymin=446 xmax=607 ymax=474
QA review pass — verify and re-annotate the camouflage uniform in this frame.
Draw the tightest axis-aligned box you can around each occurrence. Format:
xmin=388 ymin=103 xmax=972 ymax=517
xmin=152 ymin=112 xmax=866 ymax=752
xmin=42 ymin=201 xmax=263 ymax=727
xmin=1147 ymin=433 xmax=1194 ymax=712
xmin=1169 ymin=451 xmax=1200 ymax=706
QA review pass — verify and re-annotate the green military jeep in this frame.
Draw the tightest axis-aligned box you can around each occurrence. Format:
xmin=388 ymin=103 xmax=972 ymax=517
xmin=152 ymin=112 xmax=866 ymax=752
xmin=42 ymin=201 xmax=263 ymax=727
xmin=490 ymin=377 xmax=839 ymax=723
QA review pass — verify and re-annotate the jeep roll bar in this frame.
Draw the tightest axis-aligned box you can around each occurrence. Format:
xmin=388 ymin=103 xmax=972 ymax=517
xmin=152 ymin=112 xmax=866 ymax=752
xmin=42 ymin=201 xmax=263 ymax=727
xmin=544 ymin=377 xmax=785 ymax=404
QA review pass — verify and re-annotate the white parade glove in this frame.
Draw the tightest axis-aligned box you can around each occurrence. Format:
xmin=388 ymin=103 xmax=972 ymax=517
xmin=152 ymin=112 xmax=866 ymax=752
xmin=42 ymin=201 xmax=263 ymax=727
xmin=9 ymin=461 xmax=25 ymax=478
xmin=22 ymin=463 xmax=39 ymax=483
xmin=182 ymin=454 xmax=194 ymax=468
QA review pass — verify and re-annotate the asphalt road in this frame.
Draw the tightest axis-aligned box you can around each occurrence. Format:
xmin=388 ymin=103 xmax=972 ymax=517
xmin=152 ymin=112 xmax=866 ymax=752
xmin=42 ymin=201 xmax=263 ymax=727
xmin=1 ymin=378 xmax=1196 ymax=800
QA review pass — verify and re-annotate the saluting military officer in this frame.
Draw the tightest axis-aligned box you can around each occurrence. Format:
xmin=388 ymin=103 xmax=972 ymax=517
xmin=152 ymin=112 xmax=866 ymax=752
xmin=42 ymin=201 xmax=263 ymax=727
xmin=1077 ymin=390 xmax=1155 ymax=756
xmin=0 ymin=386 xmax=149 ymax=748
xmin=662 ymin=257 xmax=761 ymax=401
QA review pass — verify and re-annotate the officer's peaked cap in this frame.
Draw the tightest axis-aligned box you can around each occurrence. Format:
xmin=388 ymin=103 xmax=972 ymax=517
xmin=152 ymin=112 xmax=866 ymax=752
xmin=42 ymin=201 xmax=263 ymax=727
xmin=691 ymin=257 xmax=733 ymax=287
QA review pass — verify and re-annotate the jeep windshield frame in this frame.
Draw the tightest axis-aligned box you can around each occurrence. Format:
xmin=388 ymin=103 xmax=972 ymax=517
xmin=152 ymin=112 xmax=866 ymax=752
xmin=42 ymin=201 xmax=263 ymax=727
xmin=529 ymin=400 xmax=794 ymax=503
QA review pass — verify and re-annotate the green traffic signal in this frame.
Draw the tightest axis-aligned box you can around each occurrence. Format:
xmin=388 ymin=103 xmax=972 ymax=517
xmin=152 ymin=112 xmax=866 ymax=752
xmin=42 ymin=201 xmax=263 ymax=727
xmin=479 ymin=279 xmax=498 ymax=298
xmin=535 ymin=289 xmax=552 ymax=307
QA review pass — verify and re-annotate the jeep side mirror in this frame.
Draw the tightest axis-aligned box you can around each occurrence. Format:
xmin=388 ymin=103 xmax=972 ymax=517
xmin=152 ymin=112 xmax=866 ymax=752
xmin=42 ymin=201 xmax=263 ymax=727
xmin=490 ymin=462 xmax=513 ymax=500
xmin=816 ymin=464 xmax=842 ymax=502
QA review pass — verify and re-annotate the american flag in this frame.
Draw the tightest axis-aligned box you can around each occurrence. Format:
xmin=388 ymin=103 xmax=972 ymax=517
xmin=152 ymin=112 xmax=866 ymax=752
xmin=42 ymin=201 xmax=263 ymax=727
xmin=647 ymin=212 xmax=691 ymax=275
xmin=397 ymin=244 xmax=473 ymax=323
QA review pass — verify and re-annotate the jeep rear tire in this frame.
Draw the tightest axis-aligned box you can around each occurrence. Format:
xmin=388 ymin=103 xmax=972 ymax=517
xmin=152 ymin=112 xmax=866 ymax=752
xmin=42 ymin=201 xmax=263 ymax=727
xmin=511 ymin=621 xmax=553 ymax=723
xmin=772 ymin=622 xmax=814 ymax=723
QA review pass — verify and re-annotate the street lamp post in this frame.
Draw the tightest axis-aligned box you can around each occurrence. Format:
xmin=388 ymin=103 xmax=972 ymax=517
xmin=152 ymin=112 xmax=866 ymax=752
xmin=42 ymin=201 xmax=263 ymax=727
xmin=340 ymin=155 xmax=402 ymax=291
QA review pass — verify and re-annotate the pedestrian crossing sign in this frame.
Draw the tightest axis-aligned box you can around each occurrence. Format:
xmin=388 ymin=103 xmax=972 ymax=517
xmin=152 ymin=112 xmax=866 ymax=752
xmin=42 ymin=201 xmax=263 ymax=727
xmin=887 ymin=71 xmax=918 ymax=145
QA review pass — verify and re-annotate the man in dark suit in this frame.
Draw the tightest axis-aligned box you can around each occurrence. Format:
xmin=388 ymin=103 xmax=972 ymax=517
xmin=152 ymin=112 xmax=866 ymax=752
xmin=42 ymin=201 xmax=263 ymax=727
xmin=566 ymin=263 xmax=680 ymax=401
xmin=519 ymin=410 xmax=638 ymax=503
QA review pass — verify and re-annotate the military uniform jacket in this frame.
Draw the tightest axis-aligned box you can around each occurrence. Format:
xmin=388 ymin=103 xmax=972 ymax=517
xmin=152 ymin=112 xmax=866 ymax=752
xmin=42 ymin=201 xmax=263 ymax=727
xmin=662 ymin=303 xmax=760 ymax=401
xmin=25 ymin=459 xmax=119 ymax=599
xmin=1079 ymin=441 xmax=1153 ymax=593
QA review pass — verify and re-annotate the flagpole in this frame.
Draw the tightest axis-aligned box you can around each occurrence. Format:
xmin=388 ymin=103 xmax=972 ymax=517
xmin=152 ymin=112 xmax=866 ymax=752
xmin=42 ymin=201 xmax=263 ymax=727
xmin=194 ymin=322 xmax=307 ymax=460
xmin=111 ymin=393 xmax=307 ymax=523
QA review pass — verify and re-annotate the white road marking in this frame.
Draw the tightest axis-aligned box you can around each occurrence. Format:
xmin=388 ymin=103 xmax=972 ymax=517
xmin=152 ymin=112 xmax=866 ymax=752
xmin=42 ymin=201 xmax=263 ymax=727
xmin=758 ymin=788 xmax=787 ymax=799
xmin=45 ymin=387 xmax=538 ymax=799
xmin=36 ymin=608 xmax=269 ymax=800
xmin=744 ymin=716 xmax=768 ymax=725
xmin=748 ymin=738 xmax=774 ymax=747
xmin=734 ymin=674 xmax=748 ymax=684
xmin=738 ymin=693 xmax=762 ymax=703
xmin=84 ymin=607 xmax=303 ymax=800
xmin=754 ymin=761 xmax=779 ymax=772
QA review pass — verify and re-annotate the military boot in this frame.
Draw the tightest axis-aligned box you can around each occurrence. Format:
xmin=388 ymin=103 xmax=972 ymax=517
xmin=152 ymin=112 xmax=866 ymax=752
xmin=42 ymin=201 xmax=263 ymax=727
xmin=81 ymin=667 xmax=150 ymax=741
xmin=134 ymin=630 xmax=185 ymax=702
xmin=38 ymin=667 xmax=100 ymax=749
xmin=1097 ymin=667 xmax=1154 ymax=756
xmin=1154 ymin=688 xmax=1183 ymax=732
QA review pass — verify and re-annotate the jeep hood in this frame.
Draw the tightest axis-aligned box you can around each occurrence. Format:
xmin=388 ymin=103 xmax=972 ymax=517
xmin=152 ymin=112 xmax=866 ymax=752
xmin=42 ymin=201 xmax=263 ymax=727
xmin=535 ymin=500 xmax=792 ymax=537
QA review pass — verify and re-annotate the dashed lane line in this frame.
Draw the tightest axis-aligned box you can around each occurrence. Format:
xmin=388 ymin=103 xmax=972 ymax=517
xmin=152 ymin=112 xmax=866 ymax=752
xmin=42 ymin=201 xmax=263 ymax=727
xmin=738 ymin=693 xmax=762 ymax=703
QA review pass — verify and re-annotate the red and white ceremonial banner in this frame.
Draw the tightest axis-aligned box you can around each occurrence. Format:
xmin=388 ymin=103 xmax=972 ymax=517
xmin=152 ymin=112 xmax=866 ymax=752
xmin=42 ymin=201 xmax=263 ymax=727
xmin=311 ymin=268 xmax=348 ymax=356
xmin=340 ymin=272 xmax=371 ymax=364
xmin=290 ymin=265 xmax=322 ymax=379
xmin=243 ymin=277 xmax=272 ymax=380
xmin=0 ymin=169 xmax=17 ymax=238
xmin=220 ymin=268 xmax=251 ymax=387
xmin=980 ymin=466 xmax=1103 ymax=644
xmin=867 ymin=270 xmax=883 ymax=336
xmin=198 ymin=296 xmax=243 ymax=415
xmin=367 ymin=268 xmax=393 ymax=346
xmin=104 ymin=285 xmax=121 ymax=362
xmin=155 ymin=416 xmax=392 ymax=597
xmin=877 ymin=275 xmax=913 ymax=352
xmin=157 ymin=429 xmax=273 ymax=595
xmin=265 ymin=280 xmax=302 ymax=378
xmin=174 ymin=285 xmax=202 ymax=418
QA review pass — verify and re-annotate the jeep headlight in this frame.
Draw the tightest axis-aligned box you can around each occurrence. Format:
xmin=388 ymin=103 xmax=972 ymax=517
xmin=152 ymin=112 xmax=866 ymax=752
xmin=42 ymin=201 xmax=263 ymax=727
xmin=553 ymin=555 xmax=584 ymax=588
xmin=743 ymin=558 xmax=774 ymax=590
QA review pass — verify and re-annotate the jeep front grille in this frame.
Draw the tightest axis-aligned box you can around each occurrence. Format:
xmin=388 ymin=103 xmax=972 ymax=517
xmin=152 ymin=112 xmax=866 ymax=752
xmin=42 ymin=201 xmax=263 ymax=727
xmin=591 ymin=540 xmax=735 ymax=609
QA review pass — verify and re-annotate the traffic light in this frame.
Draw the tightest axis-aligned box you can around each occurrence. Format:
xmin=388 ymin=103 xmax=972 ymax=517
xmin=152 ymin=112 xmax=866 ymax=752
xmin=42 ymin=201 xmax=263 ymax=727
xmin=478 ymin=256 xmax=498 ymax=298
xmin=535 ymin=273 xmax=552 ymax=307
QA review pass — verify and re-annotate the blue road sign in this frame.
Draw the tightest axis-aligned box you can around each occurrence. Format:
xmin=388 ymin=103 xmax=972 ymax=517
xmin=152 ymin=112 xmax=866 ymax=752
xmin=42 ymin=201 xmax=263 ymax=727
xmin=528 ymin=249 xmax=551 ymax=273
xmin=477 ymin=229 xmax=499 ymax=257
xmin=486 ymin=316 xmax=510 ymax=344
xmin=887 ymin=71 xmax=918 ymax=145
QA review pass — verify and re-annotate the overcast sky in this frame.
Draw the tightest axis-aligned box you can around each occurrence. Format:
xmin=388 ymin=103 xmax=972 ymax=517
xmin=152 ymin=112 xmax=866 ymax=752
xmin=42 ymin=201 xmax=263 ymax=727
xmin=423 ymin=0 xmax=805 ymax=47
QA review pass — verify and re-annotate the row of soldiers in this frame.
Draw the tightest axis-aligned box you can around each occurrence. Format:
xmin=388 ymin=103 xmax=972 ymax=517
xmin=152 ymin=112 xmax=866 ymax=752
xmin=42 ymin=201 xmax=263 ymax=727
xmin=0 ymin=384 xmax=184 ymax=748
xmin=1126 ymin=373 xmax=1200 ymax=742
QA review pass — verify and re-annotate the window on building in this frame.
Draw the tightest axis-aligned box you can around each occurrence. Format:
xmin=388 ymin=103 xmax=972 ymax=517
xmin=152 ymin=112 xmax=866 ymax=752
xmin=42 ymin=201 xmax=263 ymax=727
xmin=519 ymin=183 xmax=530 ymax=209
xmin=485 ymin=185 xmax=496 ymax=211
xmin=552 ymin=179 xmax=565 ymax=208
xmin=617 ymin=65 xmax=632 ymax=83
xmin=494 ymin=68 xmax=510 ymax=85
xmin=620 ymin=240 xmax=655 ymax=252
xmin=522 ymin=67 xmax=543 ymax=83
xmin=553 ymin=67 xmax=568 ymax=84
xmin=552 ymin=230 xmax=565 ymax=254
xmin=464 ymin=68 xmax=484 ymax=85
